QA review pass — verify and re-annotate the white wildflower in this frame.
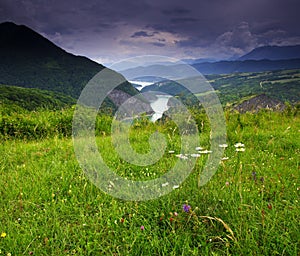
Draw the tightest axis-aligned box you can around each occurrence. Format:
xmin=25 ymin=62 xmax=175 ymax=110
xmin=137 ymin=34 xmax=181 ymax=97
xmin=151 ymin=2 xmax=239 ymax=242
xmin=175 ymin=154 xmax=189 ymax=160
xmin=199 ymin=150 xmax=212 ymax=154
xmin=234 ymin=142 xmax=245 ymax=148
xmin=162 ymin=182 xmax=169 ymax=187
xmin=219 ymin=144 xmax=228 ymax=148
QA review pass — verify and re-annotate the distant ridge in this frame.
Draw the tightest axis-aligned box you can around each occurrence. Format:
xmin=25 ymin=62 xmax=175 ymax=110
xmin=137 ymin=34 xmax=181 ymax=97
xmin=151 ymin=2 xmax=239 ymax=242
xmin=122 ymin=58 xmax=300 ymax=76
xmin=192 ymin=58 xmax=300 ymax=74
xmin=238 ymin=45 xmax=300 ymax=61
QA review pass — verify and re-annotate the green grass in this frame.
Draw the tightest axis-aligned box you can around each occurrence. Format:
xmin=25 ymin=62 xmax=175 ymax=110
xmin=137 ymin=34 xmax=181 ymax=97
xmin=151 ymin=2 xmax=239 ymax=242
xmin=0 ymin=110 xmax=299 ymax=255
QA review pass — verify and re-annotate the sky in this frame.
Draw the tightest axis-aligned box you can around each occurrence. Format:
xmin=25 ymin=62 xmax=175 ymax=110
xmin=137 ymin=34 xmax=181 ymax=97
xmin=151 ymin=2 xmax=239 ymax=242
xmin=1 ymin=0 xmax=300 ymax=64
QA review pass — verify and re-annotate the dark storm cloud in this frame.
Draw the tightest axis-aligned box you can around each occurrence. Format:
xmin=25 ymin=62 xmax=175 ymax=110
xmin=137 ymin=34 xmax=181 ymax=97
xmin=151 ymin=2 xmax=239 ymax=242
xmin=175 ymin=37 xmax=211 ymax=48
xmin=131 ymin=31 xmax=157 ymax=38
xmin=162 ymin=7 xmax=190 ymax=16
xmin=145 ymin=24 xmax=176 ymax=34
xmin=1 ymin=0 xmax=300 ymax=62
xmin=151 ymin=42 xmax=166 ymax=47
xmin=170 ymin=18 xmax=199 ymax=24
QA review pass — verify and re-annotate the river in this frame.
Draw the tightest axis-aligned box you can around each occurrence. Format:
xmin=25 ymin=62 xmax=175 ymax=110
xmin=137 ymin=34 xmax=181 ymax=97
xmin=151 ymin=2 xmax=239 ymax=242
xmin=129 ymin=80 xmax=172 ymax=122
xmin=150 ymin=94 xmax=172 ymax=122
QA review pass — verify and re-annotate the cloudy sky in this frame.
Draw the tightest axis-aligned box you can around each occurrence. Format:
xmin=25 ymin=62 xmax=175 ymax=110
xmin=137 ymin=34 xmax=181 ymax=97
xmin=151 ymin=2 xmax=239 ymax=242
xmin=1 ymin=0 xmax=300 ymax=64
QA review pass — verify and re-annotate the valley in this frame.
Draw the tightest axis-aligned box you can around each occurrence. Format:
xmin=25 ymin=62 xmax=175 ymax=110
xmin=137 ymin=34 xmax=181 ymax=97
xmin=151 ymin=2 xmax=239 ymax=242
xmin=0 ymin=21 xmax=299 ymax=255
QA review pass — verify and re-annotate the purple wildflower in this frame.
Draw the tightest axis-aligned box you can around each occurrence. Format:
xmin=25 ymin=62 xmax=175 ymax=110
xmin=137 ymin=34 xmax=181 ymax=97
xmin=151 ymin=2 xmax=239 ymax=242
xmin=183 ymin=204 xmax=191 ymax=213
xmin=140 ymin=225 xmax=145 ymax=231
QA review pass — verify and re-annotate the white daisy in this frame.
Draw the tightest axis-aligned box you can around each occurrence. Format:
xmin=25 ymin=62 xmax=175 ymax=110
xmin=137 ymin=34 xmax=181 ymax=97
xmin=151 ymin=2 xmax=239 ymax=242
xmin=162 ymin=182 xmax=169 ymax=187
xmin=234 ymin=142 xmax=245 ymax=148
xmin=219 ymin=144 xmax=228 ymax=148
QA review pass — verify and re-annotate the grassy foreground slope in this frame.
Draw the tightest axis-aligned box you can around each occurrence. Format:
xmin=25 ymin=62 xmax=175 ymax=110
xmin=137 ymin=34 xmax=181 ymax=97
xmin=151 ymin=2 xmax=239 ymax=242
xmin=0 ymin=109 xmax=299 ymax=255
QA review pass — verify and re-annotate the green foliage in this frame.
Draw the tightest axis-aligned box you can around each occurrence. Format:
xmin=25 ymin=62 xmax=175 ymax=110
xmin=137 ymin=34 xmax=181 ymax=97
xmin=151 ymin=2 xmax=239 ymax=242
xmin=0 ymin=107 xmax=73 ymax=139
xmin=0 ymin=110 xmax=299 ymax=255
xmin=0 ymin=84 xmax=76 ymax=111
xmin=0 ymin=105 xmax=114 ymax=140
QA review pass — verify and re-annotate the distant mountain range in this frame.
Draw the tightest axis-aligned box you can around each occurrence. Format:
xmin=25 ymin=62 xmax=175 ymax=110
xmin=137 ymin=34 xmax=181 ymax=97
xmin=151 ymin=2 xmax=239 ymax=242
xmin=181 ymin=58 xmax=217 ymax=64
xmin=238 ymin=45 xmax=300 ymax=61
xmin=0 ymin=22 xmax=138 ymax=111
xmin=177 ymin=45 xmax=300 ymax=75
xmin=121 ymin=58 xmax=300 ymax=78
xmin=2 ymin=21 xmax=300 ymax=83
xmin=182 ymin=45 xmax=300 ymax=65
xmin=192 ymin=58 xmax=300 ymax=75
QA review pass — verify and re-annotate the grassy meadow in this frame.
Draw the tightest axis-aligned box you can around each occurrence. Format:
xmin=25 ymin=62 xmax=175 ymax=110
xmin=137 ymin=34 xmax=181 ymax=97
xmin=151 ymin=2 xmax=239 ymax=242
xmin=0 ymin=106 xmax=299 ymax=255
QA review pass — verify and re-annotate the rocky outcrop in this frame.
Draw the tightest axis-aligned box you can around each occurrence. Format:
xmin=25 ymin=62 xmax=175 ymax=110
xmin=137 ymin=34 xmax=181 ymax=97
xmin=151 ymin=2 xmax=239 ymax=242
xmin=108 ymin=89 xmax=154 ymax=119
xmin=233 ymin=94 xmax=286 ymax=113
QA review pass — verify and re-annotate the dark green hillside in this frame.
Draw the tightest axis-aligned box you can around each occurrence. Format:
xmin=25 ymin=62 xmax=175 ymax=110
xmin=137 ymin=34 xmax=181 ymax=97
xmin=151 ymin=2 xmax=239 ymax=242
xmin=0 ymin=22 xmax=136 ymax=100
xmin=141 ymin=69 xmax=300 ymax=108
xmin=0 ymin=84 xmax=76 ymax=111
xmin=207 ymin=69 xmax=300 ymax=104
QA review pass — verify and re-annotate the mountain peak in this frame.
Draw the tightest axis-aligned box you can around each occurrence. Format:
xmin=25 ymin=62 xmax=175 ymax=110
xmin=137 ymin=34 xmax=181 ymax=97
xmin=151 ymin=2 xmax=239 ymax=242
xmin=239 ymin=45 xmax=300 ymax=61
xmin=0 ymin=21 xmax=19 ymax=27
xmin=0 ymin=21 xmax=105 ymax=98
xmin=0 ymin=21 xmax=138 ymax=111
xmin=0 ymin=21 xmax=65 ymax=56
